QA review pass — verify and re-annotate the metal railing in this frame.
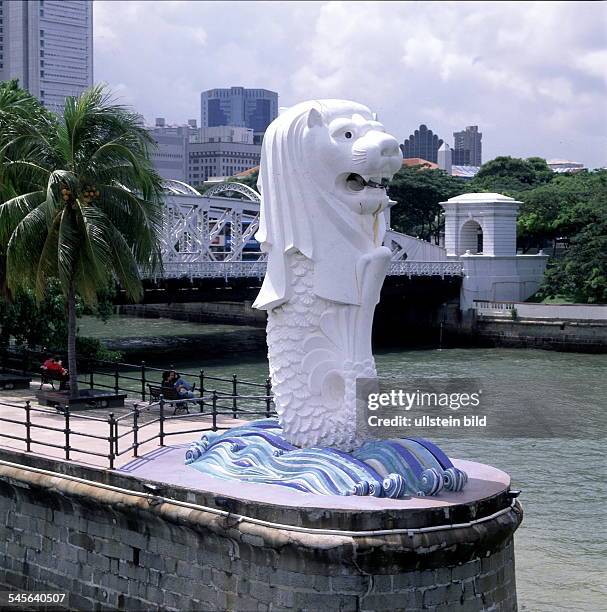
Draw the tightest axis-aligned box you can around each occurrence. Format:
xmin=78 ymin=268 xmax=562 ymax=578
xmin=142 ymin=259 xmax=464 ymax=281
xmin=0 ymin=346 xmax=273 ymax=407
xmin=0 ymin=392 xmax=277 ymax=471
xmin=388 ymin=260 xmax=463 ymax=277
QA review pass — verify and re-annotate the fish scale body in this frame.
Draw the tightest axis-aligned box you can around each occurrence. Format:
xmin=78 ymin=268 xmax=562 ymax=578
xmin=266 ymin=251 xmax=377 ymax=450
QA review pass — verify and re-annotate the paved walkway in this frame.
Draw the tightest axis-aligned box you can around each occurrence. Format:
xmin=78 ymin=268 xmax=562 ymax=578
xmin=0 ymin=383 xmax=248 ymax=469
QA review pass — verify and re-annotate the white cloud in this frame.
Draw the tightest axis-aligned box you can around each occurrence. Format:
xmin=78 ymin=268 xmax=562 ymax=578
xmin=94 ymin=0 xmax=607 ymax=167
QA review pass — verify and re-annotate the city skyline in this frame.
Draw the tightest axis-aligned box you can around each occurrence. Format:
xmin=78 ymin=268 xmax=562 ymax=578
xmin=93 ymin=2 xmax=604 ymax=168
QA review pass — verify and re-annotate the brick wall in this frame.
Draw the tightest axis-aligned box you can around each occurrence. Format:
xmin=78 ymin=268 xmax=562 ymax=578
xmin=0 ymin=462 xmax=521 ymax=612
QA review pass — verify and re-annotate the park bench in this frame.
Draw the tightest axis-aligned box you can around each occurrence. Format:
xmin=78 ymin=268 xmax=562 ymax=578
xmin=39 ymin=368 xmax=69 ymax=391
xmin=147 ymin=384 xmax=198 ymax=415
xmin=0 ymin=372 xmax=32 ymax=390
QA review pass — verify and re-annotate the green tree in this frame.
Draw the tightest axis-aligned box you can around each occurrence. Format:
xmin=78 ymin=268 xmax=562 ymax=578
xmin=470 ymin=156 xmax=554 ymax=193
xmin=0 ymin=84 xmax=163 ymax=396
xmin=388 ymin=166 xmax=466 ymax=242
xmin=0 ymin=281 xmax=67 ymax=350
xmin=0 ymin=80 xmax=53 ymax=203
xmin=517 ymin=170 xmax=607 ymax=253
xmin=539 ymin=218 xmax=607 ymax=303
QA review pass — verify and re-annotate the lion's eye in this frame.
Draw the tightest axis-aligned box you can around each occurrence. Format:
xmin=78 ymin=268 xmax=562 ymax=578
xmin=344 ymin=131 xmax=353 ymax=139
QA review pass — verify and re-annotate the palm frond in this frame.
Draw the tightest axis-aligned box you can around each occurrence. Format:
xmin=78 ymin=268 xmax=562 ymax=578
xmin=0 ymin=191 xmax=46 ymax=245
xmin=5 ymin=205 xmax=50 ymax=292
xmin=105 ymin=224 xmax=144 ymax=302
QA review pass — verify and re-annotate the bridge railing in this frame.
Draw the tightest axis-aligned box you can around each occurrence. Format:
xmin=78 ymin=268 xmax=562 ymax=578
xmin=144 ymin=259 xmax=464 ymax=280
xmin=151 ymin=260 xmax=267 ymax=280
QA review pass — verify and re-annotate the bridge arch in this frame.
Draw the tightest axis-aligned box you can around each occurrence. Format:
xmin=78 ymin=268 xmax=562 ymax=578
xmin=203 ymin=182 xmax=261 ymax=202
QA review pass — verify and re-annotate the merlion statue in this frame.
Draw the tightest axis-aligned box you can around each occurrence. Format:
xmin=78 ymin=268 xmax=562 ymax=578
xmin=253 ymin=100 xmax=402 ymax=450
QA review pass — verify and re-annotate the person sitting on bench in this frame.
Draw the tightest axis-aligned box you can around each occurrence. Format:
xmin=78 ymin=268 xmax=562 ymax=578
xmin=41 ymin=356 xmax=69 ymax=390
xmin=169 ymin=370 xmax=195 ymax=398
xmin=161 ymin=371 xmax=173 ymax=389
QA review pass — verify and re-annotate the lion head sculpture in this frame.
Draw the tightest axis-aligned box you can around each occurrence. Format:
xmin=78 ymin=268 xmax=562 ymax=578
xmin=253 ymin=100 xmax=402 ymax=311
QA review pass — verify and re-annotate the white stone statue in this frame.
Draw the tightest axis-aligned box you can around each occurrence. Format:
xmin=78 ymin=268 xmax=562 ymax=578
xmin=253 ymin=100 xmax=402 ymax=450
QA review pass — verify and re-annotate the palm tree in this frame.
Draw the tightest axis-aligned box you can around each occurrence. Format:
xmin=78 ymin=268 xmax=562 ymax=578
xmin=0 ymin=84 xmax=163 ymax=397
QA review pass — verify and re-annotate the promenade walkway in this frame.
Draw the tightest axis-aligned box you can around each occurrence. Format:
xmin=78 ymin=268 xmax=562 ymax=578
xmin=0 ymin=384 xmax=248 ymax=470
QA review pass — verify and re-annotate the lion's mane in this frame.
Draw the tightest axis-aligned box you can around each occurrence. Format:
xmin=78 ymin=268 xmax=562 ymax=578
xmin=253 ymin=99 xmax=388 ymax=310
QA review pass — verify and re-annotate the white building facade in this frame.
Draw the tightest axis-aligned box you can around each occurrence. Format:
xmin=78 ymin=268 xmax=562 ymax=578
xmin=0 ymin=0 xmax=93 ymax=113
xmin=441 ymin=193 xmax=548 ymax=309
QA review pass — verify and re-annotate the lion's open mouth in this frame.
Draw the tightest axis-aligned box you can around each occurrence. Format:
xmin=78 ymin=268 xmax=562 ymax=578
xmin=345 ymin=173 xmax=391 ymax=192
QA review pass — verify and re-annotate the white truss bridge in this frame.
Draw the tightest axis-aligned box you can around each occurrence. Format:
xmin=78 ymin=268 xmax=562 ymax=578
xmin=153 ymin=180 xmax=462 ymax=280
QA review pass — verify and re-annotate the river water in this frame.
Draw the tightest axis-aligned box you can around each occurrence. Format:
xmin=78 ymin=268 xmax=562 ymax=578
xmin=80 ymin=316 xmax=606 ymax=611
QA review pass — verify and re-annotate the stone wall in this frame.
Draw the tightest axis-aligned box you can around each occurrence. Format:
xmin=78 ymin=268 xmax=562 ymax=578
xmin=0 ymin=457 xmax=522 ymax=612
xmin=471 ymin=318 xmax=607 ymax=353
xmin=117 ymin=301 xmax=266 ymax=327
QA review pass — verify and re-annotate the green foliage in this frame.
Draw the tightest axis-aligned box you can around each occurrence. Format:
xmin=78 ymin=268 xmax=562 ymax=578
xmin=0 ymin=83 xmax=164 ymax=303
xmin=516 ymin=170 xmax=607 ymax=303
xmin=538 ymin=214 xmax=607 ymax=304
xmin=388 ymin=166 xmax=466 ymax=241
xmin=516 ymin=170 xmax=607 ymax=252
xmin=0 ymin=280 xmax=67 ymax=350
xmin=234 ymin=170 xmax=259 ymax=190
xmin=75 ymin=336 xmax=122 ymax=363
xmin=0 ymin=82 xmax=163 ymax=392
xmin=0 ymin=279 xmax=119 ymax=358
xmin=470 ymin=156 xmax=554 ymax=193
xmin=0 ymin=80 xmax=54 ymax=204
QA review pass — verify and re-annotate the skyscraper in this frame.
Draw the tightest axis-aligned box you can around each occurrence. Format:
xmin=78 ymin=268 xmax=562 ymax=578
xmin=400 ymin=124 xmax=444 ymax=163
xmin=200 ymin=86 xmax=278 ymax=144
xmin=0 ymin=0 xmax=93 ymax=113
xmin=453 ymin=126 xmax=482 ymax=167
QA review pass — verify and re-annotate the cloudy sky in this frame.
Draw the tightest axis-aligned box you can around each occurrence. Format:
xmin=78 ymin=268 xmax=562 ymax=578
xmin=94 ymin=1 xmax=606 ymax=168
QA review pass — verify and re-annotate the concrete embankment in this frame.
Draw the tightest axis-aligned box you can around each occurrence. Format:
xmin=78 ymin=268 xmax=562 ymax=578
xmin=447 ymin=303 xmax=607 ymax=353
xmin=116 ymin=301 xmax=266 ymax=327
xmin=0 ymin=448 xmax=522 ymax=611
xmin=102 ymin=329 xmax=267 ymax=361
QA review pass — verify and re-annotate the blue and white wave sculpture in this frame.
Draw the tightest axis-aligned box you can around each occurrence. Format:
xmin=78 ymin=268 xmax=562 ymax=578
xmin=185 ymin=419 xmax=467 ymax=498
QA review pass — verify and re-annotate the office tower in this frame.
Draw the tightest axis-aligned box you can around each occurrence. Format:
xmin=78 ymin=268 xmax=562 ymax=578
xmin=453 ymin=126 xmax=482 ymax=166
xmin=147 ymin=119 xmax=199 ymax=182
xmin=400 ymin=124 xmax=444 ymax=164
xmin=187 ymin=127 xmax=261 ymax=185
xmin=147 ymin=120 xmax=262 ymax=184
xmin=200 ymin=86 xmax=278 ymax=144
xmin=0 ymin=0 xmax=93 ymax=113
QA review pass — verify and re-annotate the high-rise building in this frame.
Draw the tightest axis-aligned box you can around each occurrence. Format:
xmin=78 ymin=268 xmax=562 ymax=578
xmin=147 ymin=120 xmax=261 ymax=185
xmin=452 ymin=149 xmax=471 ymax=165
xmin=400 ymin=124 xmax=444 ymax=164
xmin=200 ymin=86 xmax=278 ymax=144
xmin=0 ymin=0 xmax=93 ymax=114
xmin=453 ymin=126 xmax=482 ymax=167
xmin=147 ymin=119 xmax=199 ymax=182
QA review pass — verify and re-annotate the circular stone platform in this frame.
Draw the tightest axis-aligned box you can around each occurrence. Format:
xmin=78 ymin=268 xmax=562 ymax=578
xmin=122 ymin=447 xmax=515 ymax=532
xmin=118 ymin=448 xmax=522 ymax=609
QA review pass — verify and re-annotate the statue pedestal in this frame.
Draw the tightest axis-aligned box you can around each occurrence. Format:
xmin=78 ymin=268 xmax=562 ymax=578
xmin=180 ymin=458 xmax=522 ymax=610
xmin=0 ymin=448 xmax=521 ymax=611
